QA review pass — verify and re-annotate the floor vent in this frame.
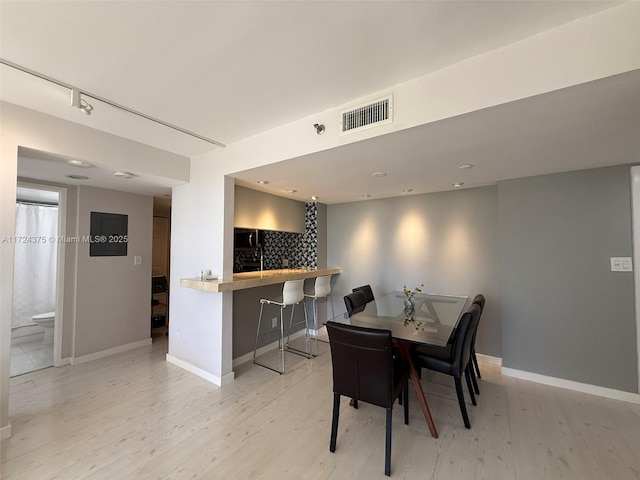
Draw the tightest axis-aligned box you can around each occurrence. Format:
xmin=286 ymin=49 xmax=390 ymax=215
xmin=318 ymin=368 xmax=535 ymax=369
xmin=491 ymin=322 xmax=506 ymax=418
xmin=340 ymin=94 xmax=393 ymax=134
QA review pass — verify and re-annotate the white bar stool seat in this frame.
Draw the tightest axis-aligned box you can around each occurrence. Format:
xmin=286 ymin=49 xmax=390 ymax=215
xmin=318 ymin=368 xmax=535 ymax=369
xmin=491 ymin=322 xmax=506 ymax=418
xmin=253 ymin=279 xmax=313 ymax=374
xmin=305 ymin=275 xmax=335 ymax=347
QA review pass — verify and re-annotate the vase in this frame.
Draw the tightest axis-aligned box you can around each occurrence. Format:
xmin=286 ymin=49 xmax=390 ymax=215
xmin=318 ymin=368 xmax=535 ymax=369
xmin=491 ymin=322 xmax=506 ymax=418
xmin=403 ymin=295 xmax=415 ymax=319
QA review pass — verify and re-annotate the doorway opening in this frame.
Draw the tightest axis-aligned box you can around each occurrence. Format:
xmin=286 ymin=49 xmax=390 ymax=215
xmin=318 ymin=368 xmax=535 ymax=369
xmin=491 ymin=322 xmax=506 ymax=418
xmin=10 ymin=183 xmax=67 ymax=376
xmin=151 ymin=196 xmax=171 ymax=342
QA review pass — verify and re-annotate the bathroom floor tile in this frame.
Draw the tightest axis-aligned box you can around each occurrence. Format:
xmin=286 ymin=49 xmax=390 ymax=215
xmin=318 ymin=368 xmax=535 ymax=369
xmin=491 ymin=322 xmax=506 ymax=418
xmin=10 ymin=335 xmax=53 ymax=376
xmin=10 ymin=348 xmax=36 ymax=377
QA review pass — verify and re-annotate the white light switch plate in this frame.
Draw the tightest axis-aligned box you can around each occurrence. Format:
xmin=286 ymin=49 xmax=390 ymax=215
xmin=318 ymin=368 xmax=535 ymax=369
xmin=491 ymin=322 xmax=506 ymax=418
xmin=610 ymin=257 xmax=632 ymax=272
xmin=134 ymin=255 xmax=142 ymax=265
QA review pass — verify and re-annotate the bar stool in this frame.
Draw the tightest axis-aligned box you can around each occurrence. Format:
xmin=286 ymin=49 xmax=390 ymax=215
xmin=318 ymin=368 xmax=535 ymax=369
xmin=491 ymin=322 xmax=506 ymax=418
xmin=253 ymin=279 xmax=313 ymax=374
xmin=305 ymin=275 xmax=335 ymax=347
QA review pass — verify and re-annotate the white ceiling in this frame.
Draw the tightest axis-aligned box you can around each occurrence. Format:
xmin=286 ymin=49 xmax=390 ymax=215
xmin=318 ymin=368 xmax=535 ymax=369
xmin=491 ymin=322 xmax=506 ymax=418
xmin=17 ymin=147 xmax=180 ymax=197
xmin=1 ymin=1 xmax=637 ymax=203
xmin=234 ymin=70 xmax=640 ymax=203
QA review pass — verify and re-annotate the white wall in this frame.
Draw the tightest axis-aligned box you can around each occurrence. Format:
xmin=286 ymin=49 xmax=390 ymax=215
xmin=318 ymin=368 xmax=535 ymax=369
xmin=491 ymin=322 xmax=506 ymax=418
xmin=3 ymin=3 xmax=638 ymax=437
xmin=0 ymin=103 xmax=188 ymax=438
xmin=204 ymin=2 xmax=640 ymax=178
xmin=168 ymin=160 xmax=235 ymax=385
xmin=166 ymin=3 xmax=640 ymax=387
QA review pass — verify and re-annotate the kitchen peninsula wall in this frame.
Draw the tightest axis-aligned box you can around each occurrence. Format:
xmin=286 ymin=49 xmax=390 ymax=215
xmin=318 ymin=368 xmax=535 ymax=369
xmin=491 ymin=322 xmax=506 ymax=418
xmin=232 ymin=186 xmax=328 ymax=359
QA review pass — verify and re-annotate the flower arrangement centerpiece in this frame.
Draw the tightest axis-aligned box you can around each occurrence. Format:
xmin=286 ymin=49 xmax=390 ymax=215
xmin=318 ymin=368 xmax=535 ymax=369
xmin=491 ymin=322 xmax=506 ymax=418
xmin=402 ymin=283 xmax=424 ymax=319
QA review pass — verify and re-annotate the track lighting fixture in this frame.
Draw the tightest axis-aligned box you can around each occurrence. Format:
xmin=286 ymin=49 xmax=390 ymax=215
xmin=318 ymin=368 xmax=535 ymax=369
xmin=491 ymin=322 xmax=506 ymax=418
xmin=71 ymin=89 xmax=93 ymax=115
xmin=314 ymin=123 xmax=325 ymax=135
xmin=1 ymin=58 xmax=226 ymax=147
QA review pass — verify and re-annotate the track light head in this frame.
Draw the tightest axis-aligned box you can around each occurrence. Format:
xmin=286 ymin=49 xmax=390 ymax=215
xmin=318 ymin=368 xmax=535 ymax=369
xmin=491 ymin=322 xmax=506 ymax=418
xmin=80 ymin=100 xmax=93 ymax=115
xmin=313 ymin=123 xmax=325 ymax=135
xmin=70 ymin=88 xmax=93 ymax=115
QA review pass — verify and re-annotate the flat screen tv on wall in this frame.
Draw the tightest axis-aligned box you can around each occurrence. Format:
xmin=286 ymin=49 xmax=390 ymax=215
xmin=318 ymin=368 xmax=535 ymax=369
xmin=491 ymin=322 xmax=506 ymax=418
xmin=89 ymin=212 xmax=128 ymax=257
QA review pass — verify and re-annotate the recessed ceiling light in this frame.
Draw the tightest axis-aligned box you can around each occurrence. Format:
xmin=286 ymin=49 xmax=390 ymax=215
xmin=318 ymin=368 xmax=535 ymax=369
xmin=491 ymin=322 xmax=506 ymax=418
xmin=372 ymin=171 xmax=387 ymax=177
xmin=361 ymin=194 xmax=371 ymax=198
xmin=402 ymin=189 xmax=413 ymax=193
xmin=452 ymin=182 xmax=464 ymax=188
xmin=65 ymin=174 xmax=89 ymax=180
xmin=257 ymin=180 xmax=269 ymax=185
xmin=311 ymin=196 xmax=319 ymax=201
xmin=114 ymin=170 xmax=134 ymax=179
xmin=67 ymin=159 xmax=94 ymax=168
xmin=459 ymin=164 xmax=473 ymax=170
xmin=285 ymin=189 xmax=297 ymax=194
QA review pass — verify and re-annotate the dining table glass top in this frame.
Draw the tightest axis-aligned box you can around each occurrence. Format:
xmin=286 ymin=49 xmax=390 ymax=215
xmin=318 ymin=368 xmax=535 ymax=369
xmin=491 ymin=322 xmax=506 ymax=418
xmin=330 ymin=291 xmax=468 ymax=348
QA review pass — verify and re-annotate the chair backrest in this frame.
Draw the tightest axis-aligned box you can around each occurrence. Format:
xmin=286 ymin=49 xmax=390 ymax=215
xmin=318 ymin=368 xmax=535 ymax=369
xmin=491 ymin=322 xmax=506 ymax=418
xmin=282 ymin=279 xmax=305 ymax=305
xmin=314 ymin=275 xmax=332 ymax=298
xmin=352 ymin=285 xmax=375 ymax=303
xmin=326 ymin=321 xmax=395 ymax=408
xmin=451 ymin=303 xmax=482 ymax=375
xmin=470 ymin=294 xmax=485 ymax=347
xmin=472 ymin=294 xmax=485 ymax=314
xmin=344 ymin=290 xmax=367 ymax=316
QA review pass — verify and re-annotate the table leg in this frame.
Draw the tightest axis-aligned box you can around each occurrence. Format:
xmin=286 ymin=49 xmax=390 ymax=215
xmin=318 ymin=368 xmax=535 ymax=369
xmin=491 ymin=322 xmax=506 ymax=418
xmin=397 ymin=340 xmax=438 ymax=438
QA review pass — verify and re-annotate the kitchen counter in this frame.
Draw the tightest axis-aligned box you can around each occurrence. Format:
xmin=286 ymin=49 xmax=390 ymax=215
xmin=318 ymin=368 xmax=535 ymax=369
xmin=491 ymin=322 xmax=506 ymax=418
xmin=180 ymin=267 xmax=341 ymax=293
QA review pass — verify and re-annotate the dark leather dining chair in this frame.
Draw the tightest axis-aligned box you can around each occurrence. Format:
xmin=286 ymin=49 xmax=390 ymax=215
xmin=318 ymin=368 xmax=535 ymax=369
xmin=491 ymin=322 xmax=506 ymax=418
xmin=470 ymin=294 xmax=485 ymax=381
xmin=326 ymin=321 xmax=409 ymax=477
xmin=352 ymin=284 xmax=375 ymax=303
xmin=412 ymin=303 xmax=481 ymax=429
xmin=343 ymin=290 xmax=367 ymax=316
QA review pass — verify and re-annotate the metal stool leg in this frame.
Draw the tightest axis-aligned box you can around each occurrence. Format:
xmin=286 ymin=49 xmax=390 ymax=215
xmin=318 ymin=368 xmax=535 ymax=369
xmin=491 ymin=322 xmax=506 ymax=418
xmin=253 ymin=301 xmax=265 ymax=364
xmin=254 ymin=279 xmax=312 ymax=374
xmin=254 ymin=300 xmax=286 ymax=375
xmin=314 ymin=297 xmax=330 ymax=345
xmin=328 ymin=292 xmax=335 ymax=321
xmin=280 ymin=305 xmax=285 ymax=373
xmin=286 ymin=303 xmax=314 ymax=358
xmin=313 ymin=293 xmax=336 ymax=343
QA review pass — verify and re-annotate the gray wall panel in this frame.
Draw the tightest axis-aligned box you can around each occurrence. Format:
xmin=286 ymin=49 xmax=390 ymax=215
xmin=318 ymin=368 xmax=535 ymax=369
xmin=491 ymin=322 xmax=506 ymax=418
xmin=499 ymin=165 xmax=636 ymax=393
xmin=328 ymin=186 xmax=502 ymax=357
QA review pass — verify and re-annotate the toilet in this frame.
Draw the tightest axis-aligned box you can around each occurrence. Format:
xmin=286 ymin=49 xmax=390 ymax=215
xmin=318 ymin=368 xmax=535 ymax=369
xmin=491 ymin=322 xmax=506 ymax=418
xmin=32 ymin=312 xmax=55 ymax=344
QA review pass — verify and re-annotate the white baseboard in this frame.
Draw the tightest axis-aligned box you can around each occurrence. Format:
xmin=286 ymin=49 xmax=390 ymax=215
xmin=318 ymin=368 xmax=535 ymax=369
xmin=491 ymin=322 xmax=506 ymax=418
xmin=476 ymin=353 xmax=502 ymax=366
xmin=166 ymin=354 xmax=234 ymax=386
xmin=502 ymin=367 xmax=640 ymax=404
xmin=71 ymin=338 xmax=152 ymax=365
xmin=0 ymin=423 xmax=11 ymax=441
xmin=54 ymin=357 xmax=71 ymax=367
xmin=232 ymin=329 xmax=308 ymax=368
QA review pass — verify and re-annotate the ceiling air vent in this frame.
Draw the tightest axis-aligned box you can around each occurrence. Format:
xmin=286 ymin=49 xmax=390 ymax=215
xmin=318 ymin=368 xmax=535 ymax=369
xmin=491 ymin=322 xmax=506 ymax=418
xmin=340 ymin=94 xmax=393 ymax=134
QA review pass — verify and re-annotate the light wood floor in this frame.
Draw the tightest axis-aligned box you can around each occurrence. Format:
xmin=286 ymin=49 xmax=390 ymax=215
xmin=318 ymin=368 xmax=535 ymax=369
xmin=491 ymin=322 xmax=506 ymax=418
xmin=2 ymin=335 xmax=639 ymax=480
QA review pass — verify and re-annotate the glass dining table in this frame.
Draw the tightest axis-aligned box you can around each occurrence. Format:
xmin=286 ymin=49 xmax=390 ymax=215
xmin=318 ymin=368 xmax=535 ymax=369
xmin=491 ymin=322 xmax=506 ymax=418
xmin=329 ymin=291 xmax=468 ymax=438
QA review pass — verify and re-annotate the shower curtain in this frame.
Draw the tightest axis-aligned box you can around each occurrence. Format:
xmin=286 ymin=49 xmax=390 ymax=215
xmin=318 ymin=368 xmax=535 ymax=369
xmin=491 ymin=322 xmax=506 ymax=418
xmin=12 ymin=203 xmax=59 ymax=329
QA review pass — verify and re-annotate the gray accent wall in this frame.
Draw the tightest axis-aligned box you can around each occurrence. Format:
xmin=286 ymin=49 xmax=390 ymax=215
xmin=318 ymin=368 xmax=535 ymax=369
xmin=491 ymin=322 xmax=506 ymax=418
xmin=327 ymin=165 xmax=638 ymax=393
xmin=327 ymin=186 xmax=502 ymax=358
xmin=74 ymin=186 xmax=153 ymax=357
xmin=499 ymin=165 xmax=637 ymax=393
